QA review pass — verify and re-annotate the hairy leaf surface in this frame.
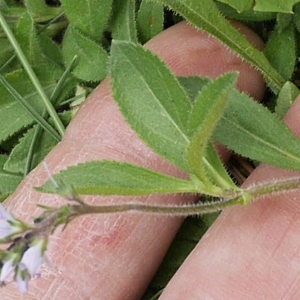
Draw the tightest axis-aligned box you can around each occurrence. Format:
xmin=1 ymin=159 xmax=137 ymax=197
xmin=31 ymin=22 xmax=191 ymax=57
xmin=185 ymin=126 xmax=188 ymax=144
xmin=37 ymin=161 xmax=197 ymax=196
xmin=110 ymin=40 xmax=192 ymax=171
xmin=153 ymin=0 xmax=284 ymax=93
xmin=60 ymin=0 xmax=112 ymax=41
xmin=111 ymin=0 xmax=138 ymax=42
xmin=214 ymin=90 xmax=300 ymax=172
xmin=137 ymin=1 xmax=164 ymax=44
xmin=62 ymin=26 xmax=108 ymax=81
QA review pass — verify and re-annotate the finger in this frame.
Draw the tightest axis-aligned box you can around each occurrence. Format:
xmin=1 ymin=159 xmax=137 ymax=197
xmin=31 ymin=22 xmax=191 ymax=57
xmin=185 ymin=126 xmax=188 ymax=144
xmin=159 ymin=102 xmax=300 ymax=299
xmin=1 ymin=21 xmax=264 ymax=299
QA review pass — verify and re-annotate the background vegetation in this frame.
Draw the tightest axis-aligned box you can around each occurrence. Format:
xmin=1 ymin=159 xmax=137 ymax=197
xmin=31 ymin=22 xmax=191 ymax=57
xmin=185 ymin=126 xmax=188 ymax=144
xmin=1 ymin=0 xmax=300 ymax=298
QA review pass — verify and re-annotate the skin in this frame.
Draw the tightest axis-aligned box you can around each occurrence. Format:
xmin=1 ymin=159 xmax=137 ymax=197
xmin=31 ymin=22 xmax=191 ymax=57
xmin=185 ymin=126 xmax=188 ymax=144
xmin=3 ymin=20 xmax=297 ymax=299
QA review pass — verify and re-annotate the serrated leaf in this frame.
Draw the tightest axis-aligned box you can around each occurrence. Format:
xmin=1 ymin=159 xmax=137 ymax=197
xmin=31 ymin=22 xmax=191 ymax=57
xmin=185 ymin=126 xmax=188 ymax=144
xmin=0 ymin=73 xmax=61 ymax=141
xmin=214 ymin=90 xmax=300 ymax=172
xmin=62 ymin=26 xmax=108 ymax=81
xmin=0 ymin=70 xmax=58 ymax=143
xmin=137 ymin=1 xmax=164 ymax=44
xmin=265 ymin=23 xmax=296 ymax=81
xmin=111 ymin=0 xmax=138 ymax=42
xmin=24 ymin=0 xmax=61 ymax=22
xmin=216 ymin=2 xmax=276 ymax=22
xmin=15 ymin=11 xmax=43 ymax=66
xmin=187 ymin=74 xmax=237 ymax=186
xmin=60 ymin=0 xmax=112 ymax=41
xmin=0 ymin=155 xmax=22 ymax=201
xmin=275 ymin=81 xmax=299 ymax=119
xmin=254 ymin=0 xmax=300 ymax=13
xmin=153 ymin=0 xmax=284 ymax=93
xmin=110 ymin=40 xmax=192 ymax=172
xmin=37 ymin=161 xmax=197 ymax=196
xmin=216 ymin=0 xmax=254 ymax=13
xmin=13 ymin=11 xmax=64 ymax=79
xmin=4 ymin=125 xmax=57 ymax=174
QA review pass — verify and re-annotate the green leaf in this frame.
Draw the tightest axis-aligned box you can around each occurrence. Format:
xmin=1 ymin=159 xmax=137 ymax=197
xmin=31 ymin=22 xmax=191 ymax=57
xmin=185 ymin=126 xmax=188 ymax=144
xmin=0 ymin=73 xmax=61 ymax=141
xmin=0 ymin=38 xmax=13 ymax=69
xmin=203 ymin=142 xmax=237 ymax=189
xmin=188 ymin=74 xmax=237 ymax=137
xmin=275 ymin=81 xmax=299 ymax=119
xmin=254 ymin=0 xmax=300 ymax=13
xmin=177 ymin=77 xmax=211 ymax=102
xmin=0 ymin=70 xmax=58 ymax=143
xmin=60 ymin=0 xmax=112 ymax=41
xmin=15 ymin=11 xmax=43 ymax=66
xmin=276 ymin=13 xmax=293 ymax=30
xmin=216 ymin=2 xmax=276 ymax=22
xmin=0 ymin=155 xmax=22 ymax=201
xmin=0 ymin=1 xmax=9 ymax=10
xmin=38 ymin=33 xmax=63 ymax=68
xmin=110 ymin=40 xmax=192 ymax=172
xmin=37 ymin=161 xmax=197 ymax=196
xmin=217 ymin=0 xmax=300 ymax=14
xmin=264 ymin=23 xmax=296 ymax=81
xmin=4 ymin=125 xmax=57 ymax=174
xmin=111 ymin=0 xmax=138 ymax=42
xmin=216 ymin=0 xmax=254 ymax=13
xmin=137 ymin=1 xmax=164 ymax=44
xmin=62 ymin=26 xmax=108 ymax=81
xmin=152 ymin=0 xmax=285 ymax=93
xmin=0 ymin=10 xmax=66 ymax=138
xmin=214 ymin=90 xmax=300 ymax=172
xmin=187 ymin=74 xmax=237 ymax=186
xmin=24 ymin=0 xmax=61 ymax=22
xmin=293 ymin=3 xmax=300 ymax=32
xmin=187 ymin=74 xmax=237 ymax=188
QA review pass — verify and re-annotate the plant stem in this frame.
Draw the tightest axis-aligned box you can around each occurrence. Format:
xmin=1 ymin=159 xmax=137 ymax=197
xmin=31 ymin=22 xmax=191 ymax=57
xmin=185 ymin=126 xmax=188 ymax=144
xmin=72 ymin=197 xmax=243 ymax=217
xmin=70 ymin=177 xmax=300 ymax=217
xmin=0 ymin=11 xmax=65 ymax=138
xmin=24 ymin=56 xmax=78 ymax=175
xmin=245 ymin=177 xmax=300 ymax=201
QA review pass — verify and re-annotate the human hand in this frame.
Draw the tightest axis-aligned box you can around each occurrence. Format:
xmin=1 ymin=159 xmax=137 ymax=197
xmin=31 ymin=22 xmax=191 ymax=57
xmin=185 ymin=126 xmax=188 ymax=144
xmin=2 ymin=20 xmax=291 ymax=299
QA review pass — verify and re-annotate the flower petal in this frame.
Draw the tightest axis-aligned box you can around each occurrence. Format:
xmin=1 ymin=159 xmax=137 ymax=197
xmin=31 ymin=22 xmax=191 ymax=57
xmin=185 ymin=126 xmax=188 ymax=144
xmin=0 ymin=204 xmax=13 ymax=221
xmin=0 ymin=258 xmax=14 ymax=282
xmin=0 ymin=220 xmax=14 ymax=240
xmin=16 ymin=264 xmax=29 ymax=294
xmin=20 ymin=240 xmax=45 ymax=276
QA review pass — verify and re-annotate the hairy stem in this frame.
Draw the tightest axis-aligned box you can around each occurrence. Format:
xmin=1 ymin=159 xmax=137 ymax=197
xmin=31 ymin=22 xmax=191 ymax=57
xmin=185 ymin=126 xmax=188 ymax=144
xmin=70 ymin=177 xmax=300 ymax=217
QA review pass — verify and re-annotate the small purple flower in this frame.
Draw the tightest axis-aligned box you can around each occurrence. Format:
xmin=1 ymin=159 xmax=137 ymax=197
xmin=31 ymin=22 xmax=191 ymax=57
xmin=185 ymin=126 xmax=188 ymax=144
xmin=0 ymin=204 xmax=15 ymax=240
xmin=0 ymin=203 xmax=13 ymax=221
xmin=0 ymin=252 xmax=19 ymax=282
xmin=15 ymin=263 xmax=29 ymax=294
xmin=0 ymin=204 xmax=27 ymax=240
xmin=0 ymin=203 xmax=26 ymax=240
xmin=20 ymin=239 xmax=46 ymax=276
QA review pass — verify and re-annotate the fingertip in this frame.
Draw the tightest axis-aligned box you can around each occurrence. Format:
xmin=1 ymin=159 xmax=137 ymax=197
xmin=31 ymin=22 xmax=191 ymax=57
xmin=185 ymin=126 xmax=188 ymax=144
xmin=145 ymin=21 xmax=265 ymax=100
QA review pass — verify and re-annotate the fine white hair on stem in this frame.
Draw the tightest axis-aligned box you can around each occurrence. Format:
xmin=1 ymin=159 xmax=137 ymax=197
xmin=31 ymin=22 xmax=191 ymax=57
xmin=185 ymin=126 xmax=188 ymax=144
xmin=42 ymin=161 xmax=59 ymax=189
